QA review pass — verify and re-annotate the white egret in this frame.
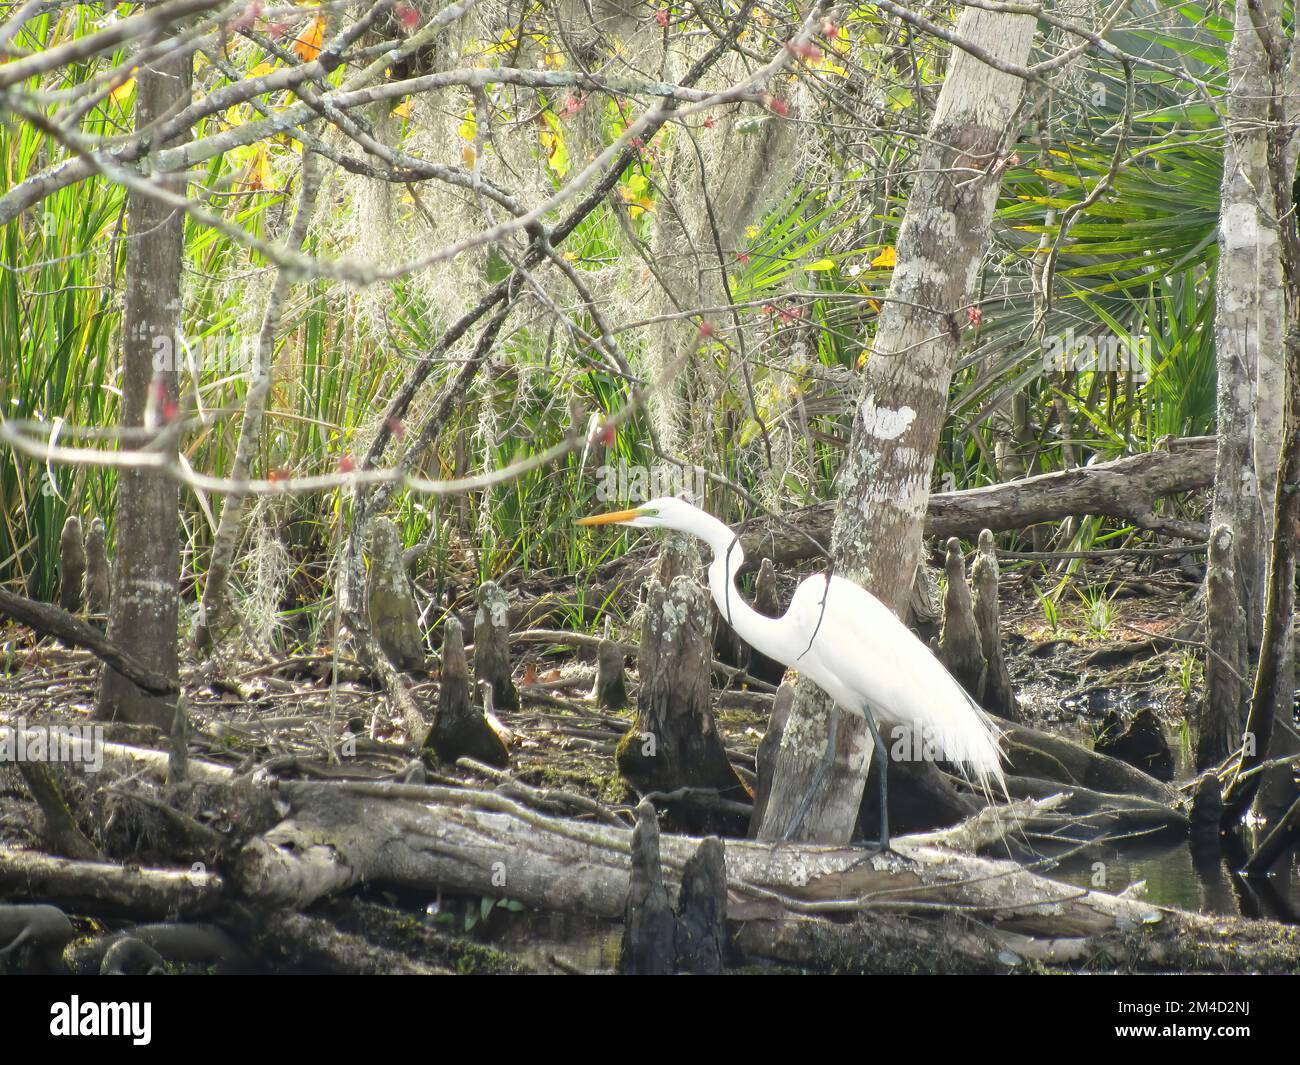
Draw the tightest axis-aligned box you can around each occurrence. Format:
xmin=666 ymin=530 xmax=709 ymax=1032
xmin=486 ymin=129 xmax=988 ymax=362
xmin=578 ymin=496 xmax=1004 ymax=848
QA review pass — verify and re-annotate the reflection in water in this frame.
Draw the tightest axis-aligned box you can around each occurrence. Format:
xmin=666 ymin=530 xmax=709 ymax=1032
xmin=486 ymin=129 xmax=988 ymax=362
xmin=1049 ymin=839 xmax=1300 ymax=923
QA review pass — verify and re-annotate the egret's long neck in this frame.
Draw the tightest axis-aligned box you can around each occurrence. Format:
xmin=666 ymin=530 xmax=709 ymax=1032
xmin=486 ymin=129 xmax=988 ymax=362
xmin=689 ymin=512 xmax=788 ymax=665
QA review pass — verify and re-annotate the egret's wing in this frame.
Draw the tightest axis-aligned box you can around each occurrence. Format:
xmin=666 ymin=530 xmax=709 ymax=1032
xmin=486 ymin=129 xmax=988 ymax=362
xmin=786 ymin=574 xmax=1004 ymax=791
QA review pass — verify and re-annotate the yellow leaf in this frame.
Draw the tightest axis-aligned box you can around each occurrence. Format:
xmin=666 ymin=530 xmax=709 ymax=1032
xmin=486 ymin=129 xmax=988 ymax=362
xmin=462 ymin=144 xmax=477 ymax=166
xmin=745 ymin=225 xmax=760 ymax=239
xmin=870 ymin=245 xmax=896 ymax=267
xmin=856 ymin=349 xmax=871 ymax=368
xmin=459 ymin=108 xmax=477 ymax=141
xmin=109 ymin=70 xmax=137 ymax=105
xmin=248 ymin=62 xmax=277 ymax=78
xmin=242 ymin=143 xmax=271 ymax=190
xmin=392 ymin=99 xmax=413 ymax=118
xmin=293 ymin=16 xmax=325 ymax=62
xmin=804 ymin=258 xmax=835 ymax=272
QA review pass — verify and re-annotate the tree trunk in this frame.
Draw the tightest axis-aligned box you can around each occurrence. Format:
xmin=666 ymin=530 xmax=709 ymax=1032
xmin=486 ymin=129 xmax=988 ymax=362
xmin=97 ymin=53 xmax=191 ymax=729
xmin=1211 ymin=0 xmax=1293 ymax=654
xmin=1198 ymin=525 xmax=1248 ymax=770
xmin=762 ymin=6 xmax=1037 ymax=843
xmin=1212 ymin=1 xmax=1300 ymax=820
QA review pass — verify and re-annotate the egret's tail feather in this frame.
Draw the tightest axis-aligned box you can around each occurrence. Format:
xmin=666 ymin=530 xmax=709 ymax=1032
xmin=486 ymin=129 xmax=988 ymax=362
xmin=947 ymin=690 xmax=1009 ymax=805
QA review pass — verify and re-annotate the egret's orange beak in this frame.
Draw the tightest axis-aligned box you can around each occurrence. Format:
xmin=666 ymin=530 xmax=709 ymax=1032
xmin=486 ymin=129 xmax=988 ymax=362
xmin=576 ymin=508 xmax=645 ymax=526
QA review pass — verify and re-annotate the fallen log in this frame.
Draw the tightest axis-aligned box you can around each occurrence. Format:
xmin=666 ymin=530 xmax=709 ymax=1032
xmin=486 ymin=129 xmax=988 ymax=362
xmin=0 ymin=904 xmax=74 ymax=972
xmin=994 ymin=716 xmax=1180 ymax=803
xmin=231 ymin=781 xmax=1300 ymax=972
xmin=503 ymin=439 xmax=1215 ymax=614
xmin=0 ymin=846 xmax=224 ymax=919
xmin=0 ymin=588 xmax=177 ymax=695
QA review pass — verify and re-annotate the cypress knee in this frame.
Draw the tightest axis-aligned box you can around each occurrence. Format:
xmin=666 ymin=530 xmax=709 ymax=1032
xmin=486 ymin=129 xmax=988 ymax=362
xmin=592 ymin=637 xmax=629 ymax=711
xmin=473 ymin=581 xmax=518 ymax=712
xmin=423 ymin=617 xmax=509 ymax=767
xmin=85 ymin=517 xmax=111 ymax=617
xmin=938 ymin=538 xmax=985 ymax=699
xmin=748 ymin=558 xmax=787 ymax=686
xmin=971 ymin=529 xmax=1018 ymax=720
xmin=619 ymin=800 xmax=676 ymax=975
xmin=58 ymin=516 xmax=86 ymax=614
xmin=366 ymin=518 xmax=426 ymax=672
xmin=616 ymin=575 xmax=745 ymax=834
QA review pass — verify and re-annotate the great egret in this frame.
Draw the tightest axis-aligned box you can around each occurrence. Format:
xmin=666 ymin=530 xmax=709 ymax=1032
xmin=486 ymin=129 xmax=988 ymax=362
xmin=577 ymin=496 xmax=1004 ymax=849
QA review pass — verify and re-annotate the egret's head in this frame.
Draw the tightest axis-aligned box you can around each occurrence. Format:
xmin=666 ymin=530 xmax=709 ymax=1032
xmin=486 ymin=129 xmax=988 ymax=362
xmin=575 ymin=495 xmax=698 ymax=531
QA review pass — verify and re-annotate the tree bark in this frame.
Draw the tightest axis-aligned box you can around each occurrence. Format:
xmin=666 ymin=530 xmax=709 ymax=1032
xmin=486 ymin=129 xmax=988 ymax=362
xmin=1198 ymin=525 xmax=1248 ymax=770
xmin=1213 ymin=0 xmax=1300 ymax=821
xmin=764 ymin=6 xmax=1038 ymax=844
xmin=97 ymin=52 xmax=191 ymax=728
xmin=1211 ymin=0 xmax=1294 ymax=653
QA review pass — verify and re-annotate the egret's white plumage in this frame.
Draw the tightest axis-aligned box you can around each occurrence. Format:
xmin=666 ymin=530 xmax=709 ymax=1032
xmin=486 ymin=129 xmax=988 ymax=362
xmin=578 ymin=496 xmax=1005 ymax=838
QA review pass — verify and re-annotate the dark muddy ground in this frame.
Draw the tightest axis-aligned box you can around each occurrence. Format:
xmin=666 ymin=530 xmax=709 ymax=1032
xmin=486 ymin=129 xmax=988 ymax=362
xmin=2 ymin=566 xmax=1297 ymax=972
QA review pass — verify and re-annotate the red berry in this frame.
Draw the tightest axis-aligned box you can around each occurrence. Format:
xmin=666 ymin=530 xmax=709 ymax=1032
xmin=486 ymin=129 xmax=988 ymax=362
xmin=395 ymin=2 xmax=420 ymax=30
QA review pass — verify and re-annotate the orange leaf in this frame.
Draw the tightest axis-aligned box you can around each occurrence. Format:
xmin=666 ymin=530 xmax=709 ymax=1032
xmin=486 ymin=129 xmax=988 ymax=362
xmin=293 ymin=16 xmax=325 ymax=61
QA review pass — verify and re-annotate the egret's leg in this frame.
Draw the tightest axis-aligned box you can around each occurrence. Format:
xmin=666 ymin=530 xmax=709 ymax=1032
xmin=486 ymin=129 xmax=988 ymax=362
xmin=861 ymin=708 xmax=890 ymax=852
xmin=781 ymin=704 xmax=840 ymax=842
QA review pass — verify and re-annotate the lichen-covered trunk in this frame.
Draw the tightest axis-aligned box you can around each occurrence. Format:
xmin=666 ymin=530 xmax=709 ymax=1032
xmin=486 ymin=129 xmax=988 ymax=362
xmin=757 ymin=7 xmax=1036 ymax=844
xmin=1211 ymin=0 xmax=1300 ymax=817
xmin=1211 ymin=0 xmax=1293 ymax=655
xmin=97 ymin=55 xmax=191 ymax=728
